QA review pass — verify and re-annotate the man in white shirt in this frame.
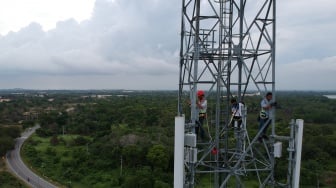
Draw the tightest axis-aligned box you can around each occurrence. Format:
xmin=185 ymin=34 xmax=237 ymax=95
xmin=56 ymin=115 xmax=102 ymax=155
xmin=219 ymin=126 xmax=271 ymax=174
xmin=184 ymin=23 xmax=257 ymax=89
xmin=230 ymin=98 xmax=244 ymax=128
xmin=258 ymin=92 xmax=274 ymax=142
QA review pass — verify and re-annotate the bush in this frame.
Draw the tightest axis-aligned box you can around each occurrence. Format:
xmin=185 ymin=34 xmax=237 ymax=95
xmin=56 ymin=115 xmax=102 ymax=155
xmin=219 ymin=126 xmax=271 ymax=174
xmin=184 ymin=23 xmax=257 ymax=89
xmin=154 ymin=180 xmax=170 ymax=188
xmin=0 ymin=136 xmax=14 ymax=156
xmin=0 ymin=171 xmax=27 ymax=188
xmin=73 ymin=136 xmax=88 ymax=146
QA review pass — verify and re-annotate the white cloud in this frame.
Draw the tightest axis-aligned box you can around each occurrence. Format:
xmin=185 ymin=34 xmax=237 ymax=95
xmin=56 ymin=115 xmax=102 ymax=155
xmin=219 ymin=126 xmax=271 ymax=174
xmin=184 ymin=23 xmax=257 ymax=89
xmin=0 ymin=0 xmax=180 ymax=89
xmin=277 ymin=56 xmax=336 ymax=90
xmin=277 ymin=0 xmax=336 ymax=63
xmin=0 ymin=0 xmax=95 ymax=35
xmin=0 ymin=0 xmax=335 ymax=90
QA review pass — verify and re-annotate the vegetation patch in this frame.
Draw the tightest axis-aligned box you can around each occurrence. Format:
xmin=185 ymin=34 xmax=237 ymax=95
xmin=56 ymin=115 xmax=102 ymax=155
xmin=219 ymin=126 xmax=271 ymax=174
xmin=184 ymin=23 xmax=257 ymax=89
xmin=0 ymin=171 xmax=28 ymax=188
xmin=1 ymin=90 xmax=336 ymax=187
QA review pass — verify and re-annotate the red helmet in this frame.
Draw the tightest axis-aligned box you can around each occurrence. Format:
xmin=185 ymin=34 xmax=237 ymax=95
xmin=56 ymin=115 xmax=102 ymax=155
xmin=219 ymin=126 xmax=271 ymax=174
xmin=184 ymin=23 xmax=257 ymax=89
xmin=197 ymin=90 xmax=205 ymax=97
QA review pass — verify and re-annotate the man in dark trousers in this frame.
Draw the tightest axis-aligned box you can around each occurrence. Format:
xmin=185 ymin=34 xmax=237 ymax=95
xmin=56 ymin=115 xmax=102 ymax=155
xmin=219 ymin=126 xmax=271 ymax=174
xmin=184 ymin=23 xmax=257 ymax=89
xmin=258 ymin=92 xmax=275 ymax=142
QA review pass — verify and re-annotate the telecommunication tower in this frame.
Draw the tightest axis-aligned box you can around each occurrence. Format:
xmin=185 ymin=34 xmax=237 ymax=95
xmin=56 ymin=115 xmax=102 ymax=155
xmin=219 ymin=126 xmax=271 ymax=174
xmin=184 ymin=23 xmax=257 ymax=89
xmin=174 ymin=0 xmax=303 ymax=187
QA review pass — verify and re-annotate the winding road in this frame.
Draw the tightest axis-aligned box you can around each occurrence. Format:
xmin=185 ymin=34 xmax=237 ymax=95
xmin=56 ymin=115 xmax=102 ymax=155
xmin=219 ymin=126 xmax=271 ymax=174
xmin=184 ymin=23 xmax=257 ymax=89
xmin=6 ymin=125 xmax=58 ymax=188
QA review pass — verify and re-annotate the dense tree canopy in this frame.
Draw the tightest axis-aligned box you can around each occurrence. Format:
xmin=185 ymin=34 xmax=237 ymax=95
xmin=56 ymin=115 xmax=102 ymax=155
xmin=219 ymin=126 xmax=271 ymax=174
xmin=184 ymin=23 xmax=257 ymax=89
xmin=0 ymin=126 xmax=20 ymax=156
xmin=0 ymin=90 xmax=335 ymax=187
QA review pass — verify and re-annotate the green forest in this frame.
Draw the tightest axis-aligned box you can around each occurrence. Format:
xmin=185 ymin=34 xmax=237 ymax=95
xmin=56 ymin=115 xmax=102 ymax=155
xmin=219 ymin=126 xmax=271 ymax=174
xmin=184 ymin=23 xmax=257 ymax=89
xmin=0 ymin=90 xmax=336 ymax=187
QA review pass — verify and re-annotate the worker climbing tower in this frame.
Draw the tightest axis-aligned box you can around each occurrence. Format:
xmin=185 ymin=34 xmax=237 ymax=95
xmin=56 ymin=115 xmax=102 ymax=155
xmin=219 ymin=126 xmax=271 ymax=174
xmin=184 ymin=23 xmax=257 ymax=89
xmin=174 ymin=0 xmax=303 ymax=187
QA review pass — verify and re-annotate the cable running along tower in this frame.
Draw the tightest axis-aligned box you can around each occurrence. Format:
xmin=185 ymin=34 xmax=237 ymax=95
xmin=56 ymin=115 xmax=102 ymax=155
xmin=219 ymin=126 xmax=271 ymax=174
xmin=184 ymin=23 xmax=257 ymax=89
xmin=175 ymin=0 xmax=303 ymax=187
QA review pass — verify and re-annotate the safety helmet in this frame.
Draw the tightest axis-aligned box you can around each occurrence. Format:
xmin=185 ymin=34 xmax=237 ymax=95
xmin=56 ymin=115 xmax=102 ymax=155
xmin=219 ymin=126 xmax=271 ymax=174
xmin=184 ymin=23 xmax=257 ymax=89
xmin=197 ymin=90 xmax=205 ymax=97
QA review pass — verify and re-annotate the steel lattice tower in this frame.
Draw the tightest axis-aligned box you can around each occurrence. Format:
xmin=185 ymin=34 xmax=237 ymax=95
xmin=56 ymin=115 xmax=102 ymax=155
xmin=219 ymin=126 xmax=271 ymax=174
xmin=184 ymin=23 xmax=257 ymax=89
xmin=176 ymin=0 xmax=285 ymax=187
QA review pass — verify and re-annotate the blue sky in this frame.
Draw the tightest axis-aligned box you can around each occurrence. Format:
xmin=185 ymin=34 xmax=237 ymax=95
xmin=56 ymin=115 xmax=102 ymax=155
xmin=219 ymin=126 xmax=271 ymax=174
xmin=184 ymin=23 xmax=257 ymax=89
xmin=0 ymin=0 xmax=335 ymax=90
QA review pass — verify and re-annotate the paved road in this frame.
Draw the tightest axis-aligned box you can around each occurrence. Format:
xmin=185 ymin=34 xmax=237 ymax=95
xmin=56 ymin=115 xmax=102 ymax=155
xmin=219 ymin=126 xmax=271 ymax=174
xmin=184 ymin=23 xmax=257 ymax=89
xmin=6 ymin=125 xmax=58 ymax=188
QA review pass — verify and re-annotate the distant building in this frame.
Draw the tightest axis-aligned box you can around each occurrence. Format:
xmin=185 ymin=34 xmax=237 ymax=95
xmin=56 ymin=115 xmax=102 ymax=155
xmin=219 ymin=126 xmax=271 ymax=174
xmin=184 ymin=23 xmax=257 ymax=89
xmin=23 ymin=111 xmax=39 ymax=120
xmin=0 ymin=98 xmax=11 ymax=102
xmin=97 ymin=95 xmax=112 ymax=98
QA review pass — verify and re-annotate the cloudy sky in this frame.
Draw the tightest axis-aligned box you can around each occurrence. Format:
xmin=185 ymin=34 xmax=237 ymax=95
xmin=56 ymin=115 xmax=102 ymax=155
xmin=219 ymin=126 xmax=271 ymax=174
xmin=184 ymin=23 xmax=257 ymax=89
xmin=0 ymin=0 xmax=335 ymax=90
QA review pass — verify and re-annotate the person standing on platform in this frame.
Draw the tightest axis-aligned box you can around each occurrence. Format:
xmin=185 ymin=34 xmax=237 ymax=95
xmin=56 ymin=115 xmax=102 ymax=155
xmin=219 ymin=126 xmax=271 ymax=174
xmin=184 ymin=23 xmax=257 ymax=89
xmin=230 ymin=98 xmax=244 ymax=128
xmin=196 ymin=90 xmax=207 ymax=140
xmin=258 ymin=92 xmax=276 ymax=142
